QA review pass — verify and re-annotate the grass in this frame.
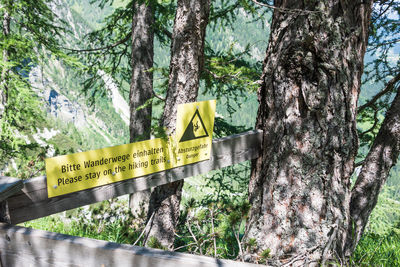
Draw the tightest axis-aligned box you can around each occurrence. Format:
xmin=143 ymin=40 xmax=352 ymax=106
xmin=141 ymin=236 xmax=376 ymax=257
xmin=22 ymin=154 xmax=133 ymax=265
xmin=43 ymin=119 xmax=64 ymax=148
xmin=352 ymin=232 xmax=400 ymax=266
xmin=21 ymin=215 xmax=133 ymax=243
xmin=20 ymin=201 xmax=144 ymax=246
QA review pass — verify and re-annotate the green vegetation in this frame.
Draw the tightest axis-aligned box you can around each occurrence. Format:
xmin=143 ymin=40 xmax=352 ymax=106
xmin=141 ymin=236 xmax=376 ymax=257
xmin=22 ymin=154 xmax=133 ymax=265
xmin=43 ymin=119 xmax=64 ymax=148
xmin=4 ymin=0 xmax=400 ymax=265
xmin=22 ymin=199 xmax=141 ymax=244
xmin=352 ymin=232 xmax=400 ymax=266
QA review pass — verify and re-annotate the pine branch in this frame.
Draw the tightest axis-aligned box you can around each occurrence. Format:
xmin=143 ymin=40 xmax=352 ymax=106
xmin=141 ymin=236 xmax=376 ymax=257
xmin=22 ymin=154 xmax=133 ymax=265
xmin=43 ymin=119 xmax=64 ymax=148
xmin=62 ymin=32 xmax=132 ymax=53
xmin=187 ymin=221 xmax=202 ymax=255
xmin=368 ymin=38 xmax=400 ymax=49
xmin=372 ymin=0 xmax=395 ymax=22
xmin=173 ymin=242 xmax=198 ymax=251
xmin=162 ymin=28 xmax=172 ymax=39
xmin=359 ymin=108 xmax=379 ymax=138
xmin=152 ymin=90 xmax=165 ymax=101
xmin=250 ymin=0 xmax=323 ymax=14
xmin=355 ymin=161 xmax=364 ymax=168
xmin=204 ymin=68 xmax=241 ymax=81
xmin=358 ymin=72 xmax=400 ymax=112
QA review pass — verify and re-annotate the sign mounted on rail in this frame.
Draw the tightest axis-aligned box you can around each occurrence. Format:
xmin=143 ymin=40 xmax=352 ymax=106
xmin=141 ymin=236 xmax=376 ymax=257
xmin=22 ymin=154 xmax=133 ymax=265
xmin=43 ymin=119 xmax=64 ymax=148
xmin=46 ymin=100 xmax=216 ymax=198
xmin=175 ymin=100 xmax=216 ymax=167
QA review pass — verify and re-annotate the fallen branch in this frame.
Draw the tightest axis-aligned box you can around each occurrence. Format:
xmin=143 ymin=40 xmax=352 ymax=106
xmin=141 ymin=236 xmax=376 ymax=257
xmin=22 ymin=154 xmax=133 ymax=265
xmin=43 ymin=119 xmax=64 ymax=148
xmin=133 ymin=211 xmax=155 ymax=246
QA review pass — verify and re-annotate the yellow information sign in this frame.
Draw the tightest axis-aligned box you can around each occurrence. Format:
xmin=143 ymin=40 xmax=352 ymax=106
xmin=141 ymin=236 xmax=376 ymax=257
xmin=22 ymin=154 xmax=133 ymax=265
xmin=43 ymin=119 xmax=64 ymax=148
xmin=46 ymin=100 xmax=216 ymax=198
xmin=46 ymin=138 xmax=173 ymax=197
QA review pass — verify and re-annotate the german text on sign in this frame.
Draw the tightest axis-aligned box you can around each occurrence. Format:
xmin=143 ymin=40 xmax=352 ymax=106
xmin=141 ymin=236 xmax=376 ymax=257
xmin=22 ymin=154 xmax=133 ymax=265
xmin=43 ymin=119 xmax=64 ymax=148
xmin=46 ymin=100 xmax=216 ymax=197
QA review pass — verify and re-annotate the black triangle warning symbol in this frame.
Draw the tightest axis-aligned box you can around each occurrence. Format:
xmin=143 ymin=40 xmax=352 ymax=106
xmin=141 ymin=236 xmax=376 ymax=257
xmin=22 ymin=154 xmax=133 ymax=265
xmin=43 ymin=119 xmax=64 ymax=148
xmin=179 ymin=109 xmax=209 ymax=142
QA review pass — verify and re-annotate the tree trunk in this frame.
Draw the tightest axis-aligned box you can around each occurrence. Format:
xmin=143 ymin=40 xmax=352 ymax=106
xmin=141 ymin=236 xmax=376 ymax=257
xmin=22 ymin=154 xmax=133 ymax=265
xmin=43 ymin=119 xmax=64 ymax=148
xmin=0 ymin=3 xmax=10 ymax=118
xmin=145 ymin=0 xmax=210 ymax=250
xmin=344 ymin=84 xmax=400 ymax=256
xmin=245 ymin=0 xmax=372 ymax=264
xmin=128 ymin=0 xmax=154 ymax=218
xmin=129 ymin=1 xmax=154 ymax=143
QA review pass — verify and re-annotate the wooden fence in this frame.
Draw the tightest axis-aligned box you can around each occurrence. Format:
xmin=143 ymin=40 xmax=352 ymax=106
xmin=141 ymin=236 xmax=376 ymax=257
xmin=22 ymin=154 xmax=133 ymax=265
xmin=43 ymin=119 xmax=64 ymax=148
xmin=0 ymin=130 xmax=263 ymax=267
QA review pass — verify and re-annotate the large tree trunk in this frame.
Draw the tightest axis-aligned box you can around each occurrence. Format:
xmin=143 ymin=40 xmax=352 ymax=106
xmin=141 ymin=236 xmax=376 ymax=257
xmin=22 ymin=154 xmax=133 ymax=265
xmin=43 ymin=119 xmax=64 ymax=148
xmin=144 ymin=0 xmax=210 ymax=250
xmin=0 ymin=4 xmax=10 ymax=118
xmin=344 ymin=84 xmax=400 ymax=256
xmin=245 ymin=0 xmax=372 ymax=264
xmin=128 ymin=0 xmax=154 ymax=219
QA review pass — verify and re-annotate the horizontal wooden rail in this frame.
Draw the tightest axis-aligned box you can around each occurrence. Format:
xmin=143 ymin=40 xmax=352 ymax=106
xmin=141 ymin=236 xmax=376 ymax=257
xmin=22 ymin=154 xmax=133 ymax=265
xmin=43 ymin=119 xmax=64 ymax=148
xmin=0 ymin=177 xmax=23 ymax=202
xmin=0 ymin=130 xmax=263 ymax=224
xmin=0 ymin=223 xmax=259 ymax=267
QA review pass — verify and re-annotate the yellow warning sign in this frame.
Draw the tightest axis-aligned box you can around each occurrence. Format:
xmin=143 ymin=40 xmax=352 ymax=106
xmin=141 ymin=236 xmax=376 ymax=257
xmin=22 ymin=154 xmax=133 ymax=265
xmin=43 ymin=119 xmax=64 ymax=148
xmin=46 ymin=100 xmax=216 ymax=198
xmin=179 ymin=109 xmax=209 ymax=142
xmin=175 ymin=100 xmax=216 ymax=166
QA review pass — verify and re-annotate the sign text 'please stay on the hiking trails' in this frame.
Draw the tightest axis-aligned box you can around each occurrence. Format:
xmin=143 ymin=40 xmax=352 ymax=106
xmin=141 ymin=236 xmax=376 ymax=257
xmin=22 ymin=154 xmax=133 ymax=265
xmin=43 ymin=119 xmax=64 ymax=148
xmin=46 ymin=100 xmax=217 ymax=197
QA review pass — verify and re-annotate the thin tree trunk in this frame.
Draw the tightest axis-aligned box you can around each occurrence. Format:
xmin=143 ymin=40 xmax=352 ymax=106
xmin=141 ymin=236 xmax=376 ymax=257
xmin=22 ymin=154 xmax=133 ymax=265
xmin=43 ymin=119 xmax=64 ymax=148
xmin=129 ymin=1 xmax=154 ymax=142
xmin=128 ymin=0 xmax=154 ymax=218
xmin=244 ymin=0 xmax=372 ymax=264
xmin=0 ymin=3 xmax=10 ymax=118
xmin=344 ymin=85 xmax=400 ymax=256
xmin=145 ymin=0 xmax=210 ymax=250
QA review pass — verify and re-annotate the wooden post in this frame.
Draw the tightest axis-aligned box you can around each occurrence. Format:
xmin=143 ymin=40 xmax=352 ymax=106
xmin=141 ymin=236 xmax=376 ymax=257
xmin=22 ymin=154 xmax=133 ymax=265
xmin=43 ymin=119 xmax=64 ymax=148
xmin=0 ymin=177 xmax=23 ymax=224
xmin=0 ymin=177 xmax=23 ymax=203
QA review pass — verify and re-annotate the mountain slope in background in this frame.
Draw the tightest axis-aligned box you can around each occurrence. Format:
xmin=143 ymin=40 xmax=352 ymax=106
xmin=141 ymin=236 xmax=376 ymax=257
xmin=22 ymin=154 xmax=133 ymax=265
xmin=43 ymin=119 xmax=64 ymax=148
xmin=32 ymin=0 xmax=130 ymax=148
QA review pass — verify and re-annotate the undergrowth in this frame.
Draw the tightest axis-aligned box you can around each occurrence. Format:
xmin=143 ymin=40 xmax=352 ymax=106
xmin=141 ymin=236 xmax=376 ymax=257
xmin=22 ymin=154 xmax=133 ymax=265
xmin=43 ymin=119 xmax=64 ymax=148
xmin=351 ymin=232 xmax=400 ymax=266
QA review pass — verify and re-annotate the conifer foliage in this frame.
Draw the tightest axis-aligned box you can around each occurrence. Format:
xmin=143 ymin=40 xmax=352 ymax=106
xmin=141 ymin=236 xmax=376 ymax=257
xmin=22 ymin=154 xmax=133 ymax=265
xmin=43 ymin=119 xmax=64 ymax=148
xmin=0 ymin=0 xmax=69 ymax=167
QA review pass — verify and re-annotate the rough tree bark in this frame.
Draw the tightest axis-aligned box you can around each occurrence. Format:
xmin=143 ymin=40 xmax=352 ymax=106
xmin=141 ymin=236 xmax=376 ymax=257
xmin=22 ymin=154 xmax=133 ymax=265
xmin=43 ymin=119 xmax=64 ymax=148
xmin=245 ymin=0 xmax=372 ymax=264
xmin=344 ymin=83 xmax=400 ymax=256
xmin=128 ymin=0 xmax=154 ymax=218
xmin=0 ymin=2 xmax=10 ymax=118
xmin=144 ymin=0 xmax=210 ymax=249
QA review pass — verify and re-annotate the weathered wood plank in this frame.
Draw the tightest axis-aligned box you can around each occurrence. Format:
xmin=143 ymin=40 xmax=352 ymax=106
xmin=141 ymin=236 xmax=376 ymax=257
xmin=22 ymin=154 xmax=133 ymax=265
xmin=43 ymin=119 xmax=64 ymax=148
xmin=2 ymin=130 xmax=262 ymax=224
xmin=0 ymin=177 xmax=23 ymax=202
xmin=0 ymin=223 xmax=259 ymax=267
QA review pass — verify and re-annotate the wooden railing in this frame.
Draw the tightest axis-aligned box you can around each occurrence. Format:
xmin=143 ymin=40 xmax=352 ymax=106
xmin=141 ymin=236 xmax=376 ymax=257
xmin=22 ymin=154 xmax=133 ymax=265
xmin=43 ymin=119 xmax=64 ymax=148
xmin=0 ymin=130 xmax=263 ymax=267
